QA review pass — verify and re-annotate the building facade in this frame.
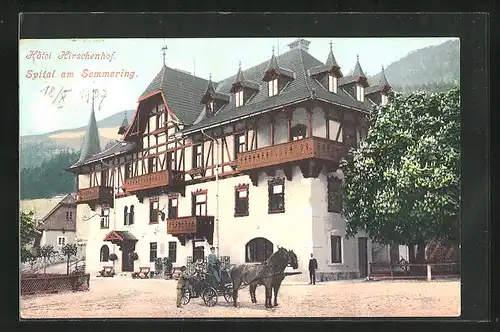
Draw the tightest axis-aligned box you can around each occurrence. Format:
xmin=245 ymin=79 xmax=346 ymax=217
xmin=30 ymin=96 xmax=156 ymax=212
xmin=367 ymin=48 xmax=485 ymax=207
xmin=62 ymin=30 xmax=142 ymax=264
xmin=67 ymin=39 xmax=392 ymax=281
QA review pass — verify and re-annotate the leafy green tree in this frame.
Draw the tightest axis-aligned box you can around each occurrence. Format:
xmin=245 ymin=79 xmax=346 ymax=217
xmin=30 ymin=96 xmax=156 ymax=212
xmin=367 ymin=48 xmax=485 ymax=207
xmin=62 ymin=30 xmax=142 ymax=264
xmin=340 ymin=86 xmax=460 ymax=261
xmin=37 ymin=245 xmax=59 ymax=275
xmin=61 ymin=243 xmax=78 ymax=275
xmin=20 ymin=210 xmax=39 ymax=248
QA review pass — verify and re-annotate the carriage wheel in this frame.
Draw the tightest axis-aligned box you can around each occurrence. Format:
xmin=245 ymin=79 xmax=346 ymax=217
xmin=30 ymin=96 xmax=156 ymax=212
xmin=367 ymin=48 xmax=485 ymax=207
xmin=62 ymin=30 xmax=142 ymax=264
xmin=181 ymin=288 xmax=191 ymax=305
xmin=201 ymin=287 xmax=218 ymax=307
xmin=223 ymin=285 xmax=233 ymax=303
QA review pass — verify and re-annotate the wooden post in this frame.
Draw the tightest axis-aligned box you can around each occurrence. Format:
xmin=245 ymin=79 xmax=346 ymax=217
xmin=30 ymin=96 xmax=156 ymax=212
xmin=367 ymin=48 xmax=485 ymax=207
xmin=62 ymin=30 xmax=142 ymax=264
xmin=427 ymin=264 xmax=432 ymax=281
xmin=307 ymin=108 xmax=312 ymax=137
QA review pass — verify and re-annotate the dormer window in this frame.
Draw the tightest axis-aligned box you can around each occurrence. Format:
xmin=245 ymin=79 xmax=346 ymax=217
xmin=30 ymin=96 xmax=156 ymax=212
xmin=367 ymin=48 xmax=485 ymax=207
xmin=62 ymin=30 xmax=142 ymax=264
xmin=268 ymin=78 xmax=279 ymax=97
xmin=235 ymin=90 xmax=244 ymax=107
xmin=356 ymin=85 xmax=365 ymax=102
xmin=328 ymin=75 xmax=338 ymax=93
xmin=381 ymin=94 xmax=388 ymax=106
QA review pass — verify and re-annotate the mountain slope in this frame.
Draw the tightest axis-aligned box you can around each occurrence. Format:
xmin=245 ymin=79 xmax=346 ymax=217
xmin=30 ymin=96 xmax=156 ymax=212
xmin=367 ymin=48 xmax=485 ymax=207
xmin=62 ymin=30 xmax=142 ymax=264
xmin=369 ymin=39 xmax=459 ymax=92
xmin=20 ymin=110 xmax=134 ymax=169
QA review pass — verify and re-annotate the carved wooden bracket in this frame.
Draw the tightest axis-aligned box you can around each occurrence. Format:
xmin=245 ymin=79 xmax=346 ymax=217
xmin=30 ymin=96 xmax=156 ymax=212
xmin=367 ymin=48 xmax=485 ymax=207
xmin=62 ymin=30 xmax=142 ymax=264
xmin=282 ymin=164 xmax=293 ymax=181
xmin=248 ymin=171 xmax=259 ymax=187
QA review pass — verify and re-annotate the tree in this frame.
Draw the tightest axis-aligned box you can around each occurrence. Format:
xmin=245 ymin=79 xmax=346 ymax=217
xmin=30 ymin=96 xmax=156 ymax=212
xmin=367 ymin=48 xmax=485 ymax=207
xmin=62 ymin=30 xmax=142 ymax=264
xmin=20 ymin=210 xmax=40 ymax=248
xmin=37 ymin=245 xmax=58 ymax=275
xmin=61 ymin=243 xmax=78 ymax=275
xmin=340 ymin=85 xmax=460 ymax=261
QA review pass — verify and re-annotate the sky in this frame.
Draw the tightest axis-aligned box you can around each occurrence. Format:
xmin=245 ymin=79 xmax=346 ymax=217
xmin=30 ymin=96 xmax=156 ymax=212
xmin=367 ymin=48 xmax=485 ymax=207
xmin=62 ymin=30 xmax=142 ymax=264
xmin=19 ymin=37 xmax=456 ymax=136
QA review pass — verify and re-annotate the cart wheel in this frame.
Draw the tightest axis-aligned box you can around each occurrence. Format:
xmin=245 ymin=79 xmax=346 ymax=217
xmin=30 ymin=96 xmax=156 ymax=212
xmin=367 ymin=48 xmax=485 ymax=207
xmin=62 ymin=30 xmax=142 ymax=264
xmin=223 ymin=285 xmax=233 ymax=303
xmin=202 ymin=287 xmax=218 ymax=307
xmin=181 ymin=288 xmax=190 ymax=305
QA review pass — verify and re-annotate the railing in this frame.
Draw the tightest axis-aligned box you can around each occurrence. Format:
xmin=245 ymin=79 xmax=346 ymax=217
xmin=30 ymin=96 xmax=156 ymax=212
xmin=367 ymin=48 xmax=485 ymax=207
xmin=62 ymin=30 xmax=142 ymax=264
xmin=237 ymin=136 xmax=343 ymax=171
xmin=368 ymin=262 xmax=460 ymax=280
xmin=77 ymin=186 xmax=113 ymax=204
xmin=20 ymin=273 xmax=90 ymax=295
xmin=166 ymin=215 xmax=214 ymax=235
xmin=123 ymin=169 xmax=184 ymax=192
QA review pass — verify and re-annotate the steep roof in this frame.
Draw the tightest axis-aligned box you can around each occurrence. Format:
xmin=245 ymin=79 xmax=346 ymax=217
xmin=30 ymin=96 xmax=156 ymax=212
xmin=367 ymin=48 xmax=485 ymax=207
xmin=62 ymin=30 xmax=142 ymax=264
xmin=262 ymin=49 xmax=295 ymax=80
xmin=140 ymin=65 xmax=211 ymax=124
xmin=185 ymin=47 xmax=372 ymax=134
xmin=308 ymin=41 xmax=342 ymax=77
xmin=353 ymin=55 xmax=367 ymax=79
xmin=230 ymin=64 xmax=260 ymax=92
xmin=67 ymin=140 xmax=137 ymax=170
xmin=78 ymin=100 xmax=101 ymax=163
xmin=20 ymin=194 xmax=76 ymax=231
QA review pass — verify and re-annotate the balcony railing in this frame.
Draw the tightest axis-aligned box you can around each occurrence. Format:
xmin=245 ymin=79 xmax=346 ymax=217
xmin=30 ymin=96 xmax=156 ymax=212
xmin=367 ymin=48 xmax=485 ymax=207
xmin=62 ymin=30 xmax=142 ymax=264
xmin=77 ymin=186 xmax=113 ymax=205
xmin=122 ymin=169 xmax=184 ymax=192
xmin=167 ymin=215 xmax=214 ymax=245
xmin=237 ymin=136 xmax=343 ymax=171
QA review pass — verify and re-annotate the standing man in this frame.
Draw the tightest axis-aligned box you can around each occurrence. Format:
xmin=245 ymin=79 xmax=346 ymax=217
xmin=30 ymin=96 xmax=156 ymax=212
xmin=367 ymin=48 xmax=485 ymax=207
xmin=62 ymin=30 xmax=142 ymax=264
xmin=176 ymin=266 xmax=193 ymax=308
xmin=308 ymin=253 xmax=318 ymax=285
xmin=207 ymin=247 xmax=221 ymax=288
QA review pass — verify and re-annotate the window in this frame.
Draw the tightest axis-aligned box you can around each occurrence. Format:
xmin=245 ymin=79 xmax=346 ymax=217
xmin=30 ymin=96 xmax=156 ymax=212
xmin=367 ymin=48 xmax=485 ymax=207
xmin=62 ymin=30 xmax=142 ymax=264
xmin=124 ymin=163 xmax=131 ymax=179
xmin=234 ymin=185 xmax=249 ymax=217
xmin=328 ymin=74 xmax=338 ymax=93
xmin=124 ymin=206 xmax=129 ymax=225
xmin=66 ymin=211 xmax=73 ymax=220
xmin=208 ymin=101 xmax=215 ymax=115
xmin=100 ymin=245 xmax=109 ymax=262
xmin=234 ymin=134 xmax=245 ymax=157
xmin=330 ymin=235 xmax=342 ymax=263
xmin=327 ymin=176 xmax=342 ymax=213
xmin=268 ymin=78 xmax=279 ymax=96
xmin=150 ymin=242 xmax=158 ymax=262
xmin=100 ymin=208 xmax=110 ymax=228
xmin=148 ymin=157 xmax=156 ymax=174
xmin=381 ymin=93 xmax=388 ymax=105
xmin=268 ymin=178 xmax=285 ymax=213
xmin=192 ymin=192 xmax=207 ymax=216
xmin=101 ymin=170 xmax=108 ymax=187
xmin=129 ymin=205 xmax=135 ymax=225
xmin=149 ymin=198 xmax=159 ymax=224
xmin=356 ymin=85 xmax=365 ymax=102
xmin=57 ymin=236 xmax=67 ymax=246
xmin=245 ymin=237 xmax=273 ymax=263
xmin=157 ymin=112 xmax=165 ymax=129
xmin=328 ymin=119 xmax=343 ymax=142
xmin=168 ymin=242 xmax=177 ymax=263
xmin=167 ymin=151 xmax=176 ymax=170
xmin=192 ymin=144 xmax=202 ymax=168
xmin=290 ymin=124 xmax=307 ymax=141
xmin=235 ymin=90 xmax=244 ymax=107
xmin=168 ymin=196 xmax=178 ymax=219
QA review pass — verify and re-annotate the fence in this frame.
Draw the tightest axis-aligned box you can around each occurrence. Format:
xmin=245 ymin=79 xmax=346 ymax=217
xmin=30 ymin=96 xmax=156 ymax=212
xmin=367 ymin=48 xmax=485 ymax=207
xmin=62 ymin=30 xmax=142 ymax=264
xmin=20 ymin=272 xmax=90 ymax=295
xmin=368 ymin=261 xmax=460 ymax=280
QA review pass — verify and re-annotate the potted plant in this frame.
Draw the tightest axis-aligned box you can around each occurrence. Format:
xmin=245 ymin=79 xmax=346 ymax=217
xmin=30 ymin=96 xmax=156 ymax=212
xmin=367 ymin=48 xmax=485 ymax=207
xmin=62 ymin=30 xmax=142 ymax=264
xmin=131 ymin=252 xmax=139 ymax=261
xmin=155 ymin=257 xmax=164 ymax=277
xmin=109 ymin=253 xmax=118 ymax=274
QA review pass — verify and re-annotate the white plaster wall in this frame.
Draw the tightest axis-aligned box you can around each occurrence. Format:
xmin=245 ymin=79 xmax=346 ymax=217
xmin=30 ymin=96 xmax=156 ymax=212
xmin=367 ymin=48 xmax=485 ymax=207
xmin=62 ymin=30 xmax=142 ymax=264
xmin=41 ymin=230 xmax=77 ymax=248
xmin=78 ymin=173 xmax=90 ymax=189
xmin=311 ymin=106 xmax=327 ymax=138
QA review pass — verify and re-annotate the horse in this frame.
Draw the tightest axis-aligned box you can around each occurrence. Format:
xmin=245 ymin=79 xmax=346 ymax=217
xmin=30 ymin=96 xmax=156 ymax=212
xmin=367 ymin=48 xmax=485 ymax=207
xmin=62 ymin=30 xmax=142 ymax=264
xmin=231 ymin=247 xmax=299 ymax=308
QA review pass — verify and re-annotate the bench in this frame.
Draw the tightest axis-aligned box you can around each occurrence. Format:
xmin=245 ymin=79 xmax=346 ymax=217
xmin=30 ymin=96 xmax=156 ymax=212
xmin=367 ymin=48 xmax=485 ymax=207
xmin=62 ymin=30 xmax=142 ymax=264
xmin=98 ymin=266 xmax=114 ymax=277
xmin=132 ymin=267 xmax=151 ymax=279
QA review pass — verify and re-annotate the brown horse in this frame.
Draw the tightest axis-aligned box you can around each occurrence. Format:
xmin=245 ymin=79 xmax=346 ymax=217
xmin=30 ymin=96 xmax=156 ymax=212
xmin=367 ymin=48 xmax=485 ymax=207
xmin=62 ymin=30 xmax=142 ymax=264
xmin=231 ymin=247 xmax=299 ymax=308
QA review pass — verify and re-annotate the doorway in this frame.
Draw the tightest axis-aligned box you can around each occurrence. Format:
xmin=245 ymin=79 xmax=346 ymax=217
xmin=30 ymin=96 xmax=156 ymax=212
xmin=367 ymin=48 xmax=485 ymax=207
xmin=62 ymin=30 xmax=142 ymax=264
xmin=121 ymin=241 xmax=135 ymax=272
xmin=193 ymin=240 xmax=205 ymax=262
xmin=358 ymin=237 xmax=368 ymax=278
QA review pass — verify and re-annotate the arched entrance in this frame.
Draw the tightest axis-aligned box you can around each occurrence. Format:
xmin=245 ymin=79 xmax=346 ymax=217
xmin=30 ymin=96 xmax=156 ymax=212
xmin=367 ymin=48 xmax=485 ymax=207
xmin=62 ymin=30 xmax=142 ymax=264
xmin=100 ymin=245 xmax=110 ymax=262
xmin=245 ymin=237 xmax=273 ymax=263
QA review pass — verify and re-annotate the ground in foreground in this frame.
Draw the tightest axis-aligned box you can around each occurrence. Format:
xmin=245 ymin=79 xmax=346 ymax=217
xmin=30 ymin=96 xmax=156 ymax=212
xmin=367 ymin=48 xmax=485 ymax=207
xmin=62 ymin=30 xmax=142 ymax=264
xmin=20 ymin=277 xmax=460 ymax=318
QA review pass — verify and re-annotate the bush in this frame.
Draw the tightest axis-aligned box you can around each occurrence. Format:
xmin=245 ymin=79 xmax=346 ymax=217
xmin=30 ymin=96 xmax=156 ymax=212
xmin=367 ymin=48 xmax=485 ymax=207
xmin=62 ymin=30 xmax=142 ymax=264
xmin=155 ymin=258 xmax=164 ymax=275
xmin=163 ymin=257 xmax=173 ymax=275
xmin=132 ymin=252 xmax=138 ymax=261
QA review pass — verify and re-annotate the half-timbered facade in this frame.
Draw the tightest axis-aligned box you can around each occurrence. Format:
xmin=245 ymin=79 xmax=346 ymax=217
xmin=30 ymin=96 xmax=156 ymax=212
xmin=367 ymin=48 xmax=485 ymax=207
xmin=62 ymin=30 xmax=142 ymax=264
xmin=67 ymin=39 xmax=392 ymax=280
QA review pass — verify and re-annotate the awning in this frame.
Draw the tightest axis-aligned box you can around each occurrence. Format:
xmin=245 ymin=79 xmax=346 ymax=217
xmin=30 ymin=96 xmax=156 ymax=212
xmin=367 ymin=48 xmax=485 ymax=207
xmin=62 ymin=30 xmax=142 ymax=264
xmin=103 ymin=230 xmax=138 ymax=243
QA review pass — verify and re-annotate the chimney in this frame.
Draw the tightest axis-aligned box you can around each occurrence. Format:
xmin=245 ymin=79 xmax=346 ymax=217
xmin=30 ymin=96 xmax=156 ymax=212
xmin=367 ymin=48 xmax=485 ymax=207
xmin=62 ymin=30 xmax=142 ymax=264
xmin=287 ymin=38 xmax=311 ymax=53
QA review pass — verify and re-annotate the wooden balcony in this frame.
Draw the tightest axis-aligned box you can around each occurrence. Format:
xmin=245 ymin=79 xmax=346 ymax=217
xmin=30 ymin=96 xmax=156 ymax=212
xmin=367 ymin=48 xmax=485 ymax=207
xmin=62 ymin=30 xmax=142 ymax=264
xmin=237 ymin=136 xmax=343 ymax=172
xmin=167 ymin=215 xmax=214 ymax=246
xmin=77 ymin=186 xmax=113 ymax=208
xmin=122 ymin=170 xmax=184 ymax=193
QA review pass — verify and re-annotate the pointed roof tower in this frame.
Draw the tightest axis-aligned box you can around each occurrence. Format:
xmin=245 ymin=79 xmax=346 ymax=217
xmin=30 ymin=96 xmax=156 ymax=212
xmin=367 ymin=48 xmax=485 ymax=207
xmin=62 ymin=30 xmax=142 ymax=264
xmin=352 ymin=54 xmax=369 ymax=87
xmin=262 ymin=46 xmax=294 ymax=82
xmin=379 ymin=65 xmax=391 ymax=92
xmin=117 ymin=111 xmax=129 ymax=135
xmin=308 ymin=41 xmax=342 ymax=78
xmin=78 ymin=91 xmax=101 ymax=163
xmin=200 ymin=73 xmax=230 ymax=105
xmin=230 ymin=61 xmax=259 ymax=93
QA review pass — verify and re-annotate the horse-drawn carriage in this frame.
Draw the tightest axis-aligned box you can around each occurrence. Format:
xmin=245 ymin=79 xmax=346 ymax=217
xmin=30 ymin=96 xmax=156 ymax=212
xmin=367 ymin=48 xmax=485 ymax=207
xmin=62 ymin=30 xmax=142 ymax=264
xmin=180 ymin=247 xmax=301 ymax=308
xmin=180 ymin=261 xmax=233 ymax=307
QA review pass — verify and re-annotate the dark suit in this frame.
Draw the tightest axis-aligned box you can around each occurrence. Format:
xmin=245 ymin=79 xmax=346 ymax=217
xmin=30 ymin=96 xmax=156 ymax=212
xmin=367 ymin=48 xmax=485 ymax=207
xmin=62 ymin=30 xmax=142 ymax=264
xmin=308 ymin=258 xmax=318 ymax=284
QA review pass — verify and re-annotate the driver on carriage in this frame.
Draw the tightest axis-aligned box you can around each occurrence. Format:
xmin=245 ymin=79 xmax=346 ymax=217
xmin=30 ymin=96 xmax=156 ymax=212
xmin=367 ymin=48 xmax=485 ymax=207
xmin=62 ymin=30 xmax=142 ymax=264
xmin=207 ymin=247 xmax=222 ymax=289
